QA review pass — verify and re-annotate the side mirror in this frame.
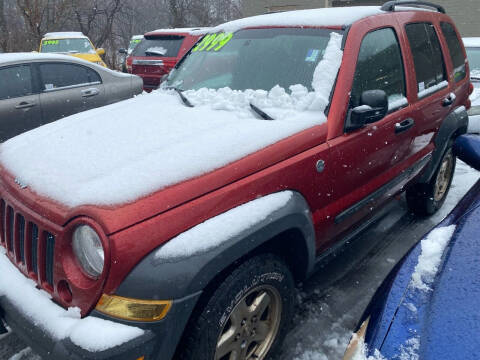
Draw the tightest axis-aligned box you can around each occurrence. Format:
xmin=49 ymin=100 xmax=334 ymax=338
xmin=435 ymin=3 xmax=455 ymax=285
xmin=96 ymin=48 xmax=105 ymax=56
xmin=454 ymin=135 xmax=480 ymax=171
xmin=118 ymin=48 xmax=127 ymax=54
xmin=346 ymin=90 xmax=389 ymax=132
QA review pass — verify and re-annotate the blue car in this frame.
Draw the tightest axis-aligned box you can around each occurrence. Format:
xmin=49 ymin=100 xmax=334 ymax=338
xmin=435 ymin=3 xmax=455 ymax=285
xmin=344 ymin=134 xmax=480 ymax=360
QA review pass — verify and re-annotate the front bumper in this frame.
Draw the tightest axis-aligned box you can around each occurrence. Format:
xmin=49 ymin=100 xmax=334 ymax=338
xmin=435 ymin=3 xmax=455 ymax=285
xmin=0 ymin=292 xmax=201 ymax=360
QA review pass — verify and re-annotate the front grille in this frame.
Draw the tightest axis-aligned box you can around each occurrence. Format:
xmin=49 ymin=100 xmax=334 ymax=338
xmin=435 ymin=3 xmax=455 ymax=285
xmin=0 ymin=199 xmax=56 ymax=289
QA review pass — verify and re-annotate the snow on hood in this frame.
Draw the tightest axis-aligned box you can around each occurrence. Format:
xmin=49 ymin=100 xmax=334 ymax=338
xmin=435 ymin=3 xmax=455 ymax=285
xmin=0 ymin=33 xmax=342 ymax=208
xmin=0 ymin=91 xmax=320 ymax=208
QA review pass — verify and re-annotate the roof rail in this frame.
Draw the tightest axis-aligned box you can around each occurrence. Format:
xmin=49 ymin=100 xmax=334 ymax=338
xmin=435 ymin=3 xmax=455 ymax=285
xmin=381 ymin=0 xmax=446 ymax=14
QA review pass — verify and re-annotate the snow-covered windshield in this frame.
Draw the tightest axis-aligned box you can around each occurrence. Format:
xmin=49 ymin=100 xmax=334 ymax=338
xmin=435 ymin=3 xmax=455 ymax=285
xmin=466 ymin=47 xmax=480 ymax=78
xmin=165 ymin=28 xmax=342 ymax=92
xmin=41 ymin=38 xmax=96 ymax=54
xmin=132 ymin=36 xmax=184 ymax=57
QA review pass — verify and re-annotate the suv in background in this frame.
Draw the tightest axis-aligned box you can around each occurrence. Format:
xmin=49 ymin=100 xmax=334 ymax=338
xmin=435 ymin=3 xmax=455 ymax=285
xmin=463 ymin=37 xmax=480 ymax=132
xmin=129 ymin=27 xmax=206 ymax=91
xmin=39 ymin=32 xmax=107 ymax=67
xmin=0 ymin=2 xmax=472 ymax=360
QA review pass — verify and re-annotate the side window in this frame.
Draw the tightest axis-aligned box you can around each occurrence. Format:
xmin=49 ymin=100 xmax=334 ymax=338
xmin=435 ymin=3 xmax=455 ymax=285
xmin=405 ymin=23 xmax=447 ymax=95
xmin=39 ymin=63 xmax=101 ymax=90
xmin=0 ymin=65 xmax=33 ymax=100
xmin=440 ymin=22 xmax=467 ymax=82
xmin=351 ymin=27 xmax=406 ymax=111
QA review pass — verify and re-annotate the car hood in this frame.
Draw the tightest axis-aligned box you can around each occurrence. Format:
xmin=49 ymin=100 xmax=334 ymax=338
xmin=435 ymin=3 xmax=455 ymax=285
xmin=364 ymin=179 xmax=480 ymax=359
xmin=70 ymin=53 xmax=102 ymax=63
xmin=0 ymin=89 xmax=324 ymax=233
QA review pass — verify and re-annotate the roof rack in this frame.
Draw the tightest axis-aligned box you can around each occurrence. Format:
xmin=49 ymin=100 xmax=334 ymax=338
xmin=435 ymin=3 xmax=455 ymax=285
xmin=381 ymin=0 xmax=446 ymax=14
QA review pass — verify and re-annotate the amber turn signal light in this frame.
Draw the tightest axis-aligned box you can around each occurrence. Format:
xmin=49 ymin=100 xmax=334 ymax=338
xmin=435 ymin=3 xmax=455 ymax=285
xmin=95 ymin=294 xmax=172 ymax=322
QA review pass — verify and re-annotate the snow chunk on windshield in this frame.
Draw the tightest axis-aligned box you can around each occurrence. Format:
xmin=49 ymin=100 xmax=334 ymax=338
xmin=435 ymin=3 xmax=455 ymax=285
xmin=156 ymin=191 xmax=293 ymax=259
xmin=410 ymin=225 xmax=456 ymax=291
xmin=0 ymin=248 xmax=144 ymax=352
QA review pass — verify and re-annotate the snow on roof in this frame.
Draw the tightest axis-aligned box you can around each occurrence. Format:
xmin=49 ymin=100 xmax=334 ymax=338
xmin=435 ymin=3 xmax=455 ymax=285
xmin=208 ymin=6 xmax=384 ymax=33
xmin=0 ymin=52 xmax=90 ymax=65
xmin=463 ymin=37 xmax=480 ymax=48
xmin=148 ymin=27 xmax=209 ymax=35
xmin=132 ymin=35 xmax=144 ymax=40
xmin=43 ymin=32 xmax=87 ymax=39
xmin=0 ymin=247 xmax=144 ymax=352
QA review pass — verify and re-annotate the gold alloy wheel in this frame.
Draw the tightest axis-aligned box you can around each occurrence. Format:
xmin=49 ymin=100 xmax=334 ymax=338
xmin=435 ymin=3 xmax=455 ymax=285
xmin=434 ymin=150 xmax=454 ymax=202
xmin=215 ymin=285 xmax=282 ymax=360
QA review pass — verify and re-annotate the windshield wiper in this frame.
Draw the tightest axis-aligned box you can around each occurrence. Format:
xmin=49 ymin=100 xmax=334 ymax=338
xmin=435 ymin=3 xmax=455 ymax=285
xmin=145 ymin=50 xmax=166 ymax=56
xmin=173 ymin=88 xmax=194 ymax=108
xmin=250 ymin=103 xmax=274 ymax=120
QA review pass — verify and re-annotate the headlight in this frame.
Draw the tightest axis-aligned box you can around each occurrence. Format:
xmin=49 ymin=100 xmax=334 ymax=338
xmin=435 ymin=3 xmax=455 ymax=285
xmin=72 ymin=225 xmax=104 ymax=278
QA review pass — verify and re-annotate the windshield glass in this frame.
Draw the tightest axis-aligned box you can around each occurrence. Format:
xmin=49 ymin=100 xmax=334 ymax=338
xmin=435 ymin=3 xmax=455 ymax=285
xmin=132 ymin=36 xmax=184 ymax=57
xmin=128 ymin=37 xmax=143 ymax=54
xmin=466 ymin=47 xmax=480 ymax=78
xmin=41 ymin=38 xmax=95 ymax=54
xmin=165 ymin=28 xmax=341 ymax=92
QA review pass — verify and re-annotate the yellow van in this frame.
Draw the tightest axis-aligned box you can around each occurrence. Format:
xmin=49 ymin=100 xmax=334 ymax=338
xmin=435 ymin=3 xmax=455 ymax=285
xmin=39 ymin=32 xmax=107 ymax=67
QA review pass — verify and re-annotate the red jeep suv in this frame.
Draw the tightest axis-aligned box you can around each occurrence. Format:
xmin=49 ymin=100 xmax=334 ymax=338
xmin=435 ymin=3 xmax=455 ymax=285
xmin=128 ymin=27 xmax=206 ymax=91
xmin=0 ymin=2 xmax=472 ymax=360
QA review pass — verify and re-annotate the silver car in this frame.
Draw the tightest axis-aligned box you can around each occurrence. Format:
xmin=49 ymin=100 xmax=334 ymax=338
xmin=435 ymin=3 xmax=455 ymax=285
xmin=0 ymin=53 xmax=143 ymax=141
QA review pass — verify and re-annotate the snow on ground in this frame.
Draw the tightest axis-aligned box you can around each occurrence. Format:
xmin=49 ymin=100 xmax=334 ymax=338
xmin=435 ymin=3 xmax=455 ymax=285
xmin=0 ymin=247 xmax=144 ymax=352
xmin=8 ymin=348 xmax=41 ymax=360
xmin=156 ymin=191 xmax=292 ymax=259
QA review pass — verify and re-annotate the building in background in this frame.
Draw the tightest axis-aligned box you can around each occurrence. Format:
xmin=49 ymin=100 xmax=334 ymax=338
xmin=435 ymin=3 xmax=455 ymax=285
xmin=242 ymin=0 xmax=478 ymax=36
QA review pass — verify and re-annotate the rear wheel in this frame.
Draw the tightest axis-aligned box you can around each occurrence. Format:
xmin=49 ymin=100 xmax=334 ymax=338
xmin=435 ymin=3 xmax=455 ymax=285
xmin=178 ymin=254 xmax=295 ymax=360
xmin=406 ymin=146 xmax=456 ymax=216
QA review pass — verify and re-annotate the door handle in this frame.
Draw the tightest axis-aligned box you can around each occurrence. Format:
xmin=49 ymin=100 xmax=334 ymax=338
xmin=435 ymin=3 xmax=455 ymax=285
xmin=395 ymin=118 xmax=415 ymax=134
xmin=81 ymin=88 xmax=100 ymax=97
xmin=442 ymin=92 xmax=456 ymax=107
xmin=15 ymin=101 xmax=36 ymax=109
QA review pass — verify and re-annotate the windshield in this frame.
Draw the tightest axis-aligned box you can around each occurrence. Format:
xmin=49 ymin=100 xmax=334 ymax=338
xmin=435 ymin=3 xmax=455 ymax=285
xmin=41 ymin=38 xmax=95 ymax=54
xmin=128 ymin=37 xmax=143 ymax=54
xmin=132 ymin=36 xmax=184 ymax=57
xmin=466 ymin=47 xmax=480 ymax=78
xmin=165 ymin=28 xmax=341 ymax=92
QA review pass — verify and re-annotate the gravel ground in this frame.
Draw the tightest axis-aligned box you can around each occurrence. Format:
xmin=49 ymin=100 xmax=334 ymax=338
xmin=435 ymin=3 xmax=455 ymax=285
xmin=1 ymin=161 xmax=478 ymax=360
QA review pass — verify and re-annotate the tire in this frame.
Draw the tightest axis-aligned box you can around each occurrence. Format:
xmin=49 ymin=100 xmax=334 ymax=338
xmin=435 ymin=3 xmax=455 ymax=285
xmin=178 ymin=254 xmax=295 ymax=360
xmin=406 ymin=145 xmax=456 ymax=216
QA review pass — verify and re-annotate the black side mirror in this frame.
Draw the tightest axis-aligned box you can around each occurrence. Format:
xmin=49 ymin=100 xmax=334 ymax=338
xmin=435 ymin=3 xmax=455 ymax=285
xmin=346 ymin=90 xmax=389 ymax=132
xmin=118 ymin=48 xmax=127 ymax=54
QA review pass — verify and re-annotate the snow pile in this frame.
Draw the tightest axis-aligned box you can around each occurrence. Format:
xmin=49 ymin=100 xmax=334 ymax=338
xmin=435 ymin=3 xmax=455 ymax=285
xmin=156 ymin=191 xmax=292 ymax=259
xmin=184 ymin=32 xmax=343 ymax=121
xmin=209 ymin=7 xmax=383 ymax=34
xmin=0 ymin=248 xmax=144 ymax=352
xmin=310 ymin=32 xmax=343 ymax=111
xmin=410 ymin=225 xmax=456 ymax=291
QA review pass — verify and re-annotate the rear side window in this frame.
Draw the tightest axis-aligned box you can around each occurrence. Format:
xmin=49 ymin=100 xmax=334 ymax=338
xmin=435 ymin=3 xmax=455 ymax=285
xmin=405 ymin=23 xmax=447 ymax=95
xmin=351 ymin=27 xmax=406 ymax=110
xmin=0 ymin=65 xmax=33 ymax=100
xmin=440 ymin=22 xmax=466 ymax=82
xmin=39 ymin=63 xmax=101 ymax=90
xmin=132 ymin=36 xmax=184 ymax=57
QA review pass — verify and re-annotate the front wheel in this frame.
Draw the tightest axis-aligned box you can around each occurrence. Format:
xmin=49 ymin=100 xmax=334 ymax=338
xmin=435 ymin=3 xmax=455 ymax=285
xmin=178 ymin=254 xmax=295 ymax=360
xmin=406 ymin=146 xmax=456 ymax=216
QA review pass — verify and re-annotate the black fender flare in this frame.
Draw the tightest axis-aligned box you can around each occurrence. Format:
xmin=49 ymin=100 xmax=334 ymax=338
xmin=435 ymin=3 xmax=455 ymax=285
xmin=417 ymin=106 xmax=468 ymax=184
xmin=115 ymin=191 xmax=316 ymax=300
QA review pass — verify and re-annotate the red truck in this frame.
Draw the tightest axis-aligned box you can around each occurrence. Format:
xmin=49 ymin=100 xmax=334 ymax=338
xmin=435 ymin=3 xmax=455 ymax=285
xmin=127 ymin=27 xmax=207 ymax=91
xmin=0 ymin=1 xmax=473 ymax=360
